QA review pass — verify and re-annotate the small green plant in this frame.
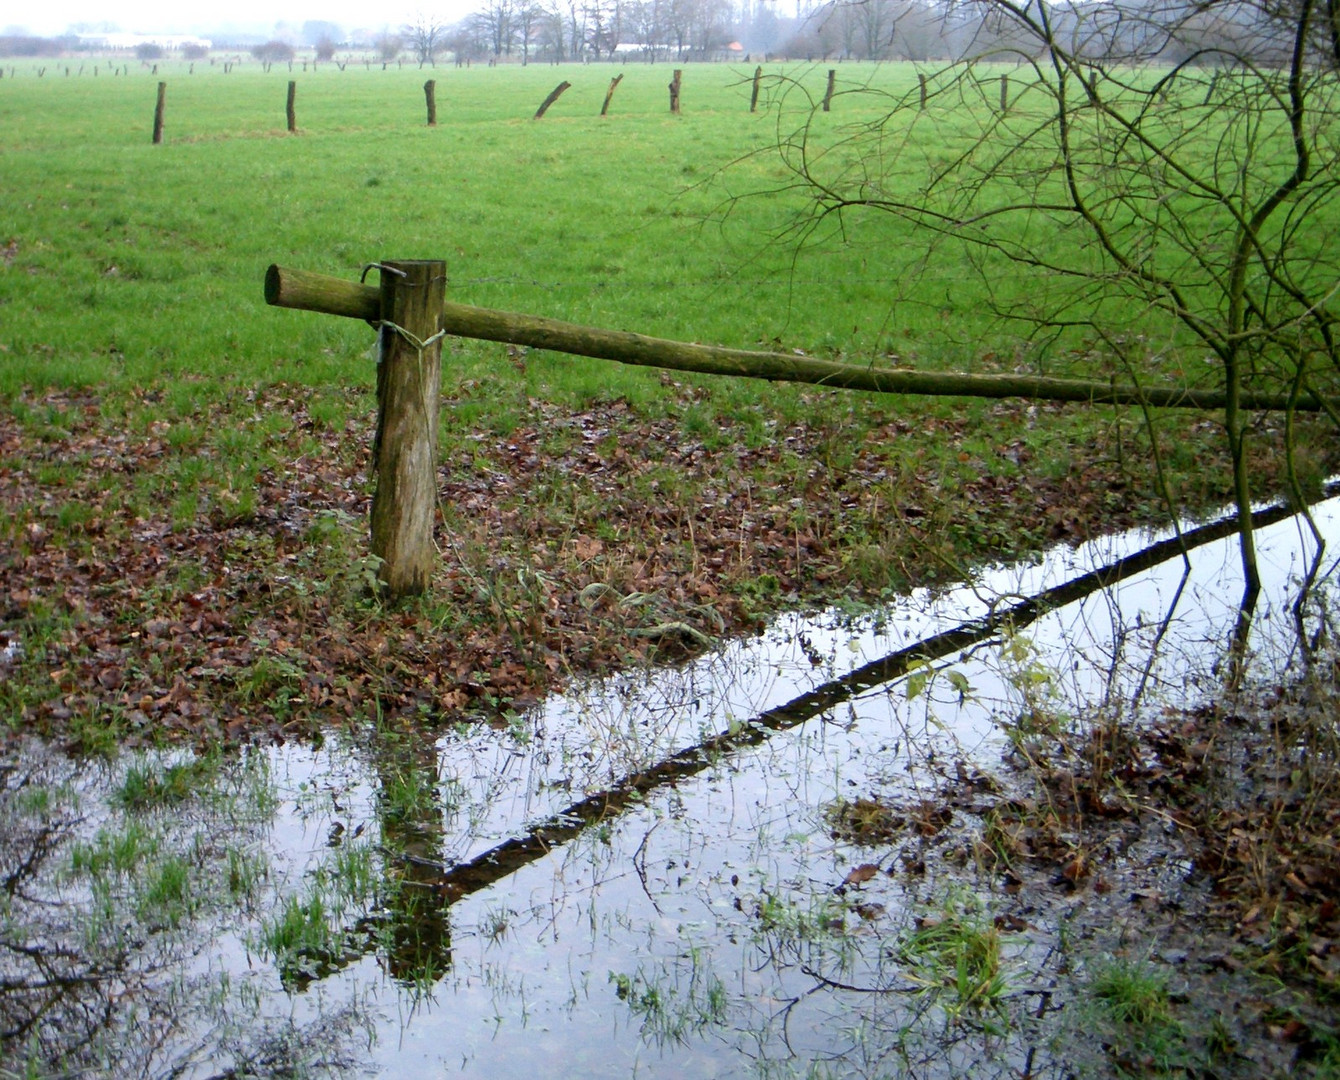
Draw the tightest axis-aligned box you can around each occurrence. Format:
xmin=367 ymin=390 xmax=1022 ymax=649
xmin=137 ymin=856 xmax=194 ymax=928
xmin=226 ymin=846 xmax=269 ymax=906
xmin=609 ymin=958 xmax=729 ymax=1047
xmin=380 ymin=763 xmax=439 ymax=826
xmin=995 ymin=633 xmax=1068 ymax=751
xmin=70 ymin=822 xmax=157 ymax=878
xmin=1084 ymin=955 xmax=1189 ymax=1074
xmin=114 ymin=753 xmax=220 ymax=811
xmin=753 ymin=890 xmax=848 ymax=941
xmin=234 ymin=654 xmax=304 ymax=714
xmin=262 ymin=892 xmax=338 ymax=983
xmin=895 ymin=892 xmax=1010 ymax=1027
xmin=320 ymin=841 xmax=377 ymax=914
xmin=905 ymin=656 xmax=974 ymax=708
xmin=1088 ymin=955 xmax=1173 ymax=1027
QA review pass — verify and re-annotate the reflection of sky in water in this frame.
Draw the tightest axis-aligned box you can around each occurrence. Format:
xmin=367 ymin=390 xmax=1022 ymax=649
xmin=293 ymin=498 xmax=1338 ymax=1076
xmin=6 ymin=497 xmax=1337 ymax=1078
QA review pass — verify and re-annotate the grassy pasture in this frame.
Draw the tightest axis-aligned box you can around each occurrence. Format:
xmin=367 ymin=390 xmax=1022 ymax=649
xmin=0 ymin=59 xmax=1084 ymax=397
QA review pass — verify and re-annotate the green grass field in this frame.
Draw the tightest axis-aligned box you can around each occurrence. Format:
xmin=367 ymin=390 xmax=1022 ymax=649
xmin=0 ymin=59 xmax=1084 ymax=397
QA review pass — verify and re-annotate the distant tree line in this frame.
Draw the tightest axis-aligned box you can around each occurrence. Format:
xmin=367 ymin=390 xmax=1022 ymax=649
xmin=0 ymin=34 xmax=76 ymax=57
xmin=2 ymin=0 xmax=1303 ymax=66
xmin=420 ymin=0 xmax=1340 ymax=64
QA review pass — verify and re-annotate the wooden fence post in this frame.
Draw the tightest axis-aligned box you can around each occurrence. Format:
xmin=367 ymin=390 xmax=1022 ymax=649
xmin=286 ymin=80 xmax=297 ymax=132
xmin=152 ymin=81 xmax=166 ymax=144
xmin=750 ymin=65 xmax=762 ymax=112
xmin=822 ymin=68 xmax=836 ymax=111
xmin=601 ymin=73 xmax=623 ymax=116
xmin=918 ymin=72 xmax=927 ymax=109
xmin=999 ymin=73 xmax=1009 ymax=113
xmin=534 ymin=81 xmax=571 ymax=118
xmin=372 ymin=260 xmax=446 ymax=599
xmin=424 ymin=79 xmax=437 ymax=125
xmin=1203 ymin=69 xmax=1221 ymax=105
xmin=669 ymin=69 xmax=682 ymax=113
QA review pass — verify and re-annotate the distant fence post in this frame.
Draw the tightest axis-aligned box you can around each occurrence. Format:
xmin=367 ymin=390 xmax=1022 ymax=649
xmin=601 ymin=73 xmax=623 ymax=116
xmin=152 ymin=81 xmax=166 ymax=144
xmin=1203 ymin=69 xmax=1221 ymax=105
xmin=424 ymin=79 xmax=437 ymax=125
xmin=372 ymin=260 xmax=446 ymax=599
xmin=999 ymin=73 xmax=1009 ymax=113
xmin=918 ymin=73 xmax=927 ymax=109
xmin=669 ymin=69 xmax=682 ymax=113
xmin=534 ymin=80 xmax=571 ymax=118
xmin=286 ymin=80 xmax=297 ymax=132
xmin=823 ymin=68 xmax=835 ymax=111
xmin=750 ymin=65 xmax=762 ymax=112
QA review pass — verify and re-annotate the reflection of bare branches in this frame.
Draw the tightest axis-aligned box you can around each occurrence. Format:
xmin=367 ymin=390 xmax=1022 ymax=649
xmin=800 ymin=963 xmax=921 ymax=994
xmin=1130 ymin=563 xmax=1191 ymax=710
xmin=632 ymin=822 xmax=664 ymax=916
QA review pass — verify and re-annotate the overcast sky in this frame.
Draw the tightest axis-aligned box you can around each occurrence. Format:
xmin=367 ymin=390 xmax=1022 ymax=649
xmin=9 ymin=2 xmax=474 ymax=39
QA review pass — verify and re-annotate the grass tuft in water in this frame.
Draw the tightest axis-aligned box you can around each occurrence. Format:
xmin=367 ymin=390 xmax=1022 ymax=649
xmin=895 ymin=891 xmax=1010 ymax=1027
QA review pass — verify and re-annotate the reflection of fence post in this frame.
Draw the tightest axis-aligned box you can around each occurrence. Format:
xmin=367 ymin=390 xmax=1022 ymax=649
xmin=669 ymin=69 xmax=682 ymax=113
xmin=750 ymin=65 xmax=762 ymax=112
xmin=823 ymin=68 xmax=836 ymax=111
xmin=424 ymin=79 xmax=437 ymax=125
xmin=999 ymin=73 xmax=1009 ymax=114
xmin=286 ymin=80 xmax=297 ymax=132
xmin=152 ymin=81 xmax=166 ymax=144
xmin=372 ymin=260 xmax=446 ymax=599
xmin=534 ymin=80 xmax=571 ymax=118
xmin=601 ymin=73 xmax=623 ymax=116
xmin=918 ymin=73 xmax=927 ymax=109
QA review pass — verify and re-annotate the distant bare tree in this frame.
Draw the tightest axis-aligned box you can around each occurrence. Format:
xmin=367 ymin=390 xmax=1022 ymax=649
xmin=474 ymin=0 xmax=517 ymax=55
xmin=516 ymin=1 xmax=544 ymax=61
xmin=404 ymin=11 xmax=449 ymax=63
xmin=252 ymin=39 xmax=296 ymax=66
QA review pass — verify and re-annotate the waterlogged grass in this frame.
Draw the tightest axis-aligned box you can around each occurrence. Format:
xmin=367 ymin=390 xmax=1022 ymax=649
xmin=609 ymin=959 xmax=730 ymax=1048
xmin=114 ymin=751 xmax=223 ymax=809
xmin=896 ymin=891 xmax=1010 ymax=1027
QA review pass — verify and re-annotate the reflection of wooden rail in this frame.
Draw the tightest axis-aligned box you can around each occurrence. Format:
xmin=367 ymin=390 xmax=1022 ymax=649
xmin=265 ymin=261 xmax=1325 ymax=597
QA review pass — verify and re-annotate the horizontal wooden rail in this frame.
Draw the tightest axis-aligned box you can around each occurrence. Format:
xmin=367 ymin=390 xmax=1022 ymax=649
xmin=265 ymin=264 xmax=1323 ymax=412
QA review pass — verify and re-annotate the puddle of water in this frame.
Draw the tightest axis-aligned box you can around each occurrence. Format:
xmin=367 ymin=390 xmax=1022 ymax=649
xmin=1 ymin=497 xmax=1335 ymax=1077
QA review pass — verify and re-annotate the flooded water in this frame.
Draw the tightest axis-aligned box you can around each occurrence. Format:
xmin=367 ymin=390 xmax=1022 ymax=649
xmin=1 ymin=495 xmax=1335 ymax=1078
